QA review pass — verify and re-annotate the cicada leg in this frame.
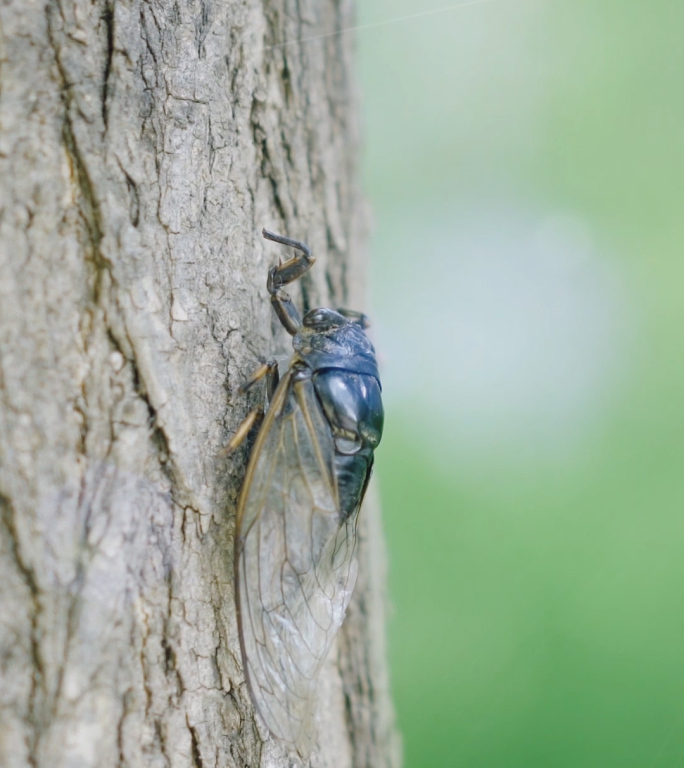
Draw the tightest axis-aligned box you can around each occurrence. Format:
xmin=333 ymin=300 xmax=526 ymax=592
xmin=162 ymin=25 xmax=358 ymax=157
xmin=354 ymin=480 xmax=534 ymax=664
xmin=225 ymin=226 xmax=312 ymax=454
xmin=221 ymin=407 xmax=264 ymax=456
xmin=239 ymin=359 xmax=279 ymax=400
xmin=222 ymin=361 xmax=279 ymax=456
xmin=336 ymin=308 xmax=370 ymax=329
xmin=262 ymin=228 xmax=315 ymax=336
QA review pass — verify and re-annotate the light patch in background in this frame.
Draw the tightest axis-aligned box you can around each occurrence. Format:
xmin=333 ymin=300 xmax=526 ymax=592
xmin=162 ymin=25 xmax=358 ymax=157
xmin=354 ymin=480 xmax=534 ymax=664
xmin=370 ymin=204 xmax=633 ymax=472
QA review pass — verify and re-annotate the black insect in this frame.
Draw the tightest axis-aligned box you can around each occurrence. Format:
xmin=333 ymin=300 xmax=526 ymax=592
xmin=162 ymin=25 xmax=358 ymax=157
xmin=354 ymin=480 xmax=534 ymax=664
xmin=229 ymin=228 xmax=384 ymax=758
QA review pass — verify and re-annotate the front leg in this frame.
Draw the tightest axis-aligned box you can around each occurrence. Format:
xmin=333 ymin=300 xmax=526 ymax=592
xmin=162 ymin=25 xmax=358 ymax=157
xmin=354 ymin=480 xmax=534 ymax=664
xmin=263 ymin=228 xmax=315 ymax=335
xmin=268 ymin=287 xmax=302 ymax=336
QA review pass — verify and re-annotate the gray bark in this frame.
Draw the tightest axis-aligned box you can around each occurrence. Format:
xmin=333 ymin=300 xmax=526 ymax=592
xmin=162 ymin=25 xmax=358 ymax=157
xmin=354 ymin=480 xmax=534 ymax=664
xmin=0 ymin=2 xmax=400 ymax=767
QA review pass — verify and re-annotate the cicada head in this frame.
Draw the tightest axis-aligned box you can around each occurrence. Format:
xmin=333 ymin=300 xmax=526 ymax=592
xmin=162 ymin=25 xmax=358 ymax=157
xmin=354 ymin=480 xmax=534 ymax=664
xmin=294 ymin=308 xmax=381 ymax=383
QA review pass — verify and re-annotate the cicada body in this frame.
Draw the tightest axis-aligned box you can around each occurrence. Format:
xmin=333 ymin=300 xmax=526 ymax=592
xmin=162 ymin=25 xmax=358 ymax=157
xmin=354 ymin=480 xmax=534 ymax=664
xmin=232 ymin=229 xmax=383 ymax=758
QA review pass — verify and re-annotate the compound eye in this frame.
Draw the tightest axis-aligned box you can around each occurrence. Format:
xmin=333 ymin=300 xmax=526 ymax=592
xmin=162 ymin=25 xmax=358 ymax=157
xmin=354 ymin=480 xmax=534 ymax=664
xmin=303 ymin=308 xmax=346 ymax=330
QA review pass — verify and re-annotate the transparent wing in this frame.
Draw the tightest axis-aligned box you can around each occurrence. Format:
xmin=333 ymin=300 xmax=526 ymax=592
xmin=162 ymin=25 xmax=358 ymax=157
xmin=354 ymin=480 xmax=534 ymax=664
xmin=235 ymin=371 xmax=359 ymax=758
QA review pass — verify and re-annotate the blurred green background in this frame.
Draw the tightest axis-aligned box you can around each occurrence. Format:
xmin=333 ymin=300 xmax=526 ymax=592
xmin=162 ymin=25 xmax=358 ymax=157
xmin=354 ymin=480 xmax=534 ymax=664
xmin=356 ymin=1 xmax=684 ymax=766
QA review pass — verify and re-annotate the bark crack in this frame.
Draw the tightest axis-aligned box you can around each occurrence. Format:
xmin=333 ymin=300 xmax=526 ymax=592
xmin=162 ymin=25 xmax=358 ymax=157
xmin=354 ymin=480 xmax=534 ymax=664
xmin=0 ymin=494 xmax=44 ymax=768
xmin=101 ymin=0 xmax=114 ymax=129
xmin=188 ymin=719 xmax=204 ymax=768
xmin=46 ymin=3 xmax=109 ymax=299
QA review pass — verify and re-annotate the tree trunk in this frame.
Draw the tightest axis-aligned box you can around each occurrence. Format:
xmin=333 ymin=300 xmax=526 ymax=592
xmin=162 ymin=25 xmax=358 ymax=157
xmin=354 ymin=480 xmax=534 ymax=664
xmin=0 ymin=2 xmax=400 ymax=766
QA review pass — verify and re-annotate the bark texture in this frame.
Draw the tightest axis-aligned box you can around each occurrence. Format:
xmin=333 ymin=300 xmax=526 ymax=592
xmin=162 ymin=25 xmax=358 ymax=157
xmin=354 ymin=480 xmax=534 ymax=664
xmin=0 ymin=2 xmax=400 ymax=766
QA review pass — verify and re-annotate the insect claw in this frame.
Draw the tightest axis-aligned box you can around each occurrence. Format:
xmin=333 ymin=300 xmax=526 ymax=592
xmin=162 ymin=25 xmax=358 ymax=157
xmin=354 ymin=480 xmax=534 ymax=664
xmin=218 ymin=439 xmax=236 ymax=458
xmin=239 ymin=361 xmax=279 ymax=395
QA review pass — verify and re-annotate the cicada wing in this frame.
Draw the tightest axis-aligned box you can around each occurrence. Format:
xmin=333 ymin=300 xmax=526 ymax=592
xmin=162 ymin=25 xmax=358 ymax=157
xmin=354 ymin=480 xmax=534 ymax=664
xmin=235 ymin=372 xmax=360 ymax=758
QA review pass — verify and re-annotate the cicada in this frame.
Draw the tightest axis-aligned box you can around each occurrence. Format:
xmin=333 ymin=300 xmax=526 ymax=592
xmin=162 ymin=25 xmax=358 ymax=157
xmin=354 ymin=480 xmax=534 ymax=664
xmin=229 ymin=229 xmax=384 ymax=758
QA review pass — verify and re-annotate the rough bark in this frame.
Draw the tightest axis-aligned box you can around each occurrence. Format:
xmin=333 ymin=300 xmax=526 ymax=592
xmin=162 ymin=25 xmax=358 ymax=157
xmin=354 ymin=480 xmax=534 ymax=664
xmin=0 ymin=2 xmax=400 ymax=767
